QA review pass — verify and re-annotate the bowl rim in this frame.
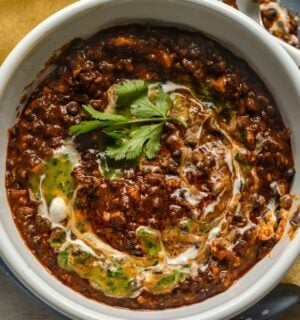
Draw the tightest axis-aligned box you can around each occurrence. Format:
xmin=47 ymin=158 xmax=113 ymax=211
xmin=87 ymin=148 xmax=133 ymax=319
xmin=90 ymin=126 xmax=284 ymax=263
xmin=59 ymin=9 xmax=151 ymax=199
xmin=0 ymin=0 xmax=300 ymax=320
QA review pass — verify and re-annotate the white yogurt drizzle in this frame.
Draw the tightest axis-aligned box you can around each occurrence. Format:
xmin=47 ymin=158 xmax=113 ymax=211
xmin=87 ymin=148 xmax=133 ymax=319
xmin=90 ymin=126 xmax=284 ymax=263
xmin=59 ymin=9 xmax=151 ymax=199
xmin=167 ymin=246 xmax=199 ymax=265
xmin=53 ymin=140 xmax=81 ymax=166
xmin=32 ymin=80 xmax=292 ymax=297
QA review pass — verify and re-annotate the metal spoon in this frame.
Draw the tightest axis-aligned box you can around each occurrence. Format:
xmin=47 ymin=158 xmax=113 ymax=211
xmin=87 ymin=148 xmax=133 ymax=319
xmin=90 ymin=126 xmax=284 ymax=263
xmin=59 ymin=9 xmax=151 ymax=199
xmin=235 ymin=0 xmax=300 ymax=66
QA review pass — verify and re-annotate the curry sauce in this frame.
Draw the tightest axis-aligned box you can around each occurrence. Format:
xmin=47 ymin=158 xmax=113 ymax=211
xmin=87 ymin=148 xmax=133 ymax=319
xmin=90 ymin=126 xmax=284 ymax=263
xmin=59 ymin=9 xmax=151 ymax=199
xmin=5 ymin=25 xmax=295 ymax=309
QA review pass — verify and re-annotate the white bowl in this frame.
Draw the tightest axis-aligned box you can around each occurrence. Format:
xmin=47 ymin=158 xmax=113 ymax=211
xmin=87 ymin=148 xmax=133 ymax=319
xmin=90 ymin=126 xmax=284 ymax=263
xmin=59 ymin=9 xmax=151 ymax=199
xmin=0 ymin=0 xmax=300 ymax=319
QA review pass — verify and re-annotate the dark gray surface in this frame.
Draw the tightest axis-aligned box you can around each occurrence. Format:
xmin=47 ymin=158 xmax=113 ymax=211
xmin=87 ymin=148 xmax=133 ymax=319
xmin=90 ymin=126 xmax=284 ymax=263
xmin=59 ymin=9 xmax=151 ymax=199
xmin=0 ymin=269 xmax=60 ymax=320
xmin=0 ymin=265 xmax=299 ymax=320
xmin=281 ymin=0 xmax=300 ymax=15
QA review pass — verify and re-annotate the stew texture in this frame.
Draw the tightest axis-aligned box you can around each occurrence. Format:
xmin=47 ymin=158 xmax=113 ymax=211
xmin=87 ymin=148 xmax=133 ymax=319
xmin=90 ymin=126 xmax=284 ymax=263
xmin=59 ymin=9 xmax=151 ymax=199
xmin=5 ymin=25 xmax=295 ymax=309
xmin=223 ymin=0 xmax=299 ymax=48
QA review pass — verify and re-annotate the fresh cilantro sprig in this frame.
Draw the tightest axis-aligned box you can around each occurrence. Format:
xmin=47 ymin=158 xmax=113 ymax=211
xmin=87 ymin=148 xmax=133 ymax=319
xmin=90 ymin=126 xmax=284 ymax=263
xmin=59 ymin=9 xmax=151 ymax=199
xmin=69 ymin=80 xmax=187 ymax=160
xmin=106 ymin=123 xmax=164 ymax=160
xmin=116 ymin=79 xmax=148 ymax=106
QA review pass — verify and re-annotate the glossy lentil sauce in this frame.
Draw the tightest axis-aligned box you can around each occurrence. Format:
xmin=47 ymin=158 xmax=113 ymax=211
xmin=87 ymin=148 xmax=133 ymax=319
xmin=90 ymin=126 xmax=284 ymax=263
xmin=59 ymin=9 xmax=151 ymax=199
xmin=223 ymin=0 xmax=299 ymax=48
xmin=5 ymin=25 xmax=295 ymax=309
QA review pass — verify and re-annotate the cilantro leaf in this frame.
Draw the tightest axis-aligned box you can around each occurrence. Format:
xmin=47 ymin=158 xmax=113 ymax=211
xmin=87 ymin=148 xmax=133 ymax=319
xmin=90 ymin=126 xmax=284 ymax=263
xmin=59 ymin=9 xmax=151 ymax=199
xmin=106 ymin=123 xmax=164 ymax=160
xmin=116 ymin=80 xmax=148 ymax=106
xmin=144 ymin=123 xmax=164 ymax=159
xmin=131 ymin=87 xmax=171 ymax=119
xmin=69 ymin=80 xmax=187 ymax=161
xmin=83 ymin=104 xmax=128 ymax=122
xmin=102 ymin=128 xmax=127 ymax=139
xmin=131 ymin=94 xmax=165 ymax=118
xmin=155 ymin=86 xmax=171 ymax=116
xmin=172 ymin=117 xmax=188 ymax=128
xmin=69 ymin=120 xmax=107 ymax=135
